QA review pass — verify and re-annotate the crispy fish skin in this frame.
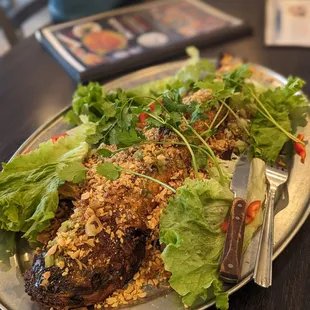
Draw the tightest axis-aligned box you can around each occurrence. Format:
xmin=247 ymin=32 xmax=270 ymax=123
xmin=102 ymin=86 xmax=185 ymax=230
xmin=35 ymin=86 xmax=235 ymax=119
xmin=24 ymin=83 xmax=242 ymax=308
xmin=24 ymin=226 xmax=146 ymax=309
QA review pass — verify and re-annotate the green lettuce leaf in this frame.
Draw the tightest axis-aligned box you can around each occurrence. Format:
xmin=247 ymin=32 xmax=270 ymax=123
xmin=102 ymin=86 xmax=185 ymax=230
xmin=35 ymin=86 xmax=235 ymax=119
xmin=250 ymin=111 xmax=291 ymax=162
xmin=128 ymin=77 xmax=174 ymax=103
xmin=243 ymin=158 xmax=266 ymax=251
xmin=0 ymin=130 xmax=89 ymax=241
xmin=129 ymin=46 xmax=215 ymax=102
xmin=250 ymin=77 xmax=309 ymax=162
xmin=160 ymin=178 xmax=232 ymax=309
xmin=64 ymin=82 xmax=106 ymax=125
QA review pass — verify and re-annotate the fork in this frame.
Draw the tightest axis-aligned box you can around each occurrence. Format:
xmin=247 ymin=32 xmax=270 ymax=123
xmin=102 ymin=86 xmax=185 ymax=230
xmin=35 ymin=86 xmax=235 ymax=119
xmin=253 ymin=162 xmax=288 ymax=288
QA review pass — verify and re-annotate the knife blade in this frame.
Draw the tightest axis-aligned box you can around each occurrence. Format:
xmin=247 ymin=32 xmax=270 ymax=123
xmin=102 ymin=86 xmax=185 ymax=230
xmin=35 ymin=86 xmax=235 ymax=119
xmin=220 ymin=151 xmax=251 ymax=283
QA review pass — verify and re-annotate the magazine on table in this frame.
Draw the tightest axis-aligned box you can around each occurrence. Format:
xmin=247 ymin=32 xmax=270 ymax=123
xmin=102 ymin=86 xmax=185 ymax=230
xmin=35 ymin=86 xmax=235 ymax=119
xmin=36 ymin=0 xmax=252 ymax=82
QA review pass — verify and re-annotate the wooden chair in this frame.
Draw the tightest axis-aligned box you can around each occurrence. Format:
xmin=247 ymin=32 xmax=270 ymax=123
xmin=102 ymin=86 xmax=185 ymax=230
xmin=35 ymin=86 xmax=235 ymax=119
xmin=0 ymin=0 xmax=48 ymax=47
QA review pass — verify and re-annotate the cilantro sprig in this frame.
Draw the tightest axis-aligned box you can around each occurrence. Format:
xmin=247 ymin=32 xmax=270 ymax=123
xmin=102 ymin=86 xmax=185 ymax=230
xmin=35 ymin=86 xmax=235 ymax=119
xmin=96 ymin=162 xmax=176 ymax=193
xmin=139 ymin=88 xmax=226 ymax=182
xmin=195 ymin=64 xmax=309 ymax=163
xmin=66 ymin=52 xmax=309 ymax=166
xmin=65 ymin=84 xmax=145 ymax=147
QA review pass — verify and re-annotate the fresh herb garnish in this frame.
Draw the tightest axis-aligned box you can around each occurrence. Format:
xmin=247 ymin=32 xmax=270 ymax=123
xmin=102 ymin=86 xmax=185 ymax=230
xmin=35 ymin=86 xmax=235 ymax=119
xmin=96 ymin=162 xmax=121 ymax=181
xmin=195 ymin=63 xmax=309 ymax=163
xmin=96 ymin=162 xmax=176 ymax=193
xmin=96 ymin=148 xmax=113 ymax=157
xmin=138 ymin=87 xmax=225 ymax=182
xmin=66 ymin=86 xmax=145 ymax=148
xmin=57 ymin=162 xmax=87 ymax=184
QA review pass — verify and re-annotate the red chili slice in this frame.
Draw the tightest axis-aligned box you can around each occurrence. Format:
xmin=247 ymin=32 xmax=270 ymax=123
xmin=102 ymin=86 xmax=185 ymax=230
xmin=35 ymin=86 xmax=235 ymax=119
xmin=294 ymin=133 xmax=306 ymax=164
xmin=221 ymin=200 xmax=261 ymax=232
xmin=246 ymin=200 xmax=261 ymax=224
xmin=139 ymin=112 xmax=149 ymax=125
xmin=221 ymin=220 xmax=229 ymax=233
xmin=139 ymin=101 xmax=162 ymax=127
xmin=51 ymin=133 xmax=68 ymax=143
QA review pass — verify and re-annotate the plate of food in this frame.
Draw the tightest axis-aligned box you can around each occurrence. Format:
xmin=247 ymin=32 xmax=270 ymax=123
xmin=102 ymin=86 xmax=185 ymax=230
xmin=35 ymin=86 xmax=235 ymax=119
xmin=0 ymin=47 xmax=309 ymax=310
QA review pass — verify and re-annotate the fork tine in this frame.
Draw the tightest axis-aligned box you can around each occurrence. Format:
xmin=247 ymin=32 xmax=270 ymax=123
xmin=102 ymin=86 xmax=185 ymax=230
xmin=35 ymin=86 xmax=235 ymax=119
xmin=266 ymin=162 xmax=288 ymax=189
xmin=254 ymin=155 xmax=289 ymax=287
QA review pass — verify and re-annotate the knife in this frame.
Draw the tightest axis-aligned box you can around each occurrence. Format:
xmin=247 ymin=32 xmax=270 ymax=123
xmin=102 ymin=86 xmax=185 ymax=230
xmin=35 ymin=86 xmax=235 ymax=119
xmin=220 ymin=151 xmax=251 ymax=283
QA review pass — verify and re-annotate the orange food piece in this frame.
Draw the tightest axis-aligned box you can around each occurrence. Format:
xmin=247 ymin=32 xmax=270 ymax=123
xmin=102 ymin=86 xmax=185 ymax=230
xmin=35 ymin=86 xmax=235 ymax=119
xmin=51 ymin=133 xmax=68 ymax=143
xmin=150 ymin=102 xmax=156 ymax=112
xmin=83 ymin=30 xmax=127 ymax=54
xmin=221 ymin=200 xmax=261 ymax=232
xmin=82 ymin=53 xmax=103 ymax=66
xmin=294 ymin=133 xmax=306 ymax=164
xmin=139 ymin=113 xmax=148 ymax=125
xmin=246 ymin=200 xmax=261 ymax=224
xmin=221 ymin=220 xmax=229 ymax=233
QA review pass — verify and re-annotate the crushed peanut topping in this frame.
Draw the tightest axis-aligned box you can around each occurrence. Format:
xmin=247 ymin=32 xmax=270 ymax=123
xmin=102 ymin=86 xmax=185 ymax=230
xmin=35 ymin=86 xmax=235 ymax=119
xmin=40 ymin=72 xmax=244 ymax=308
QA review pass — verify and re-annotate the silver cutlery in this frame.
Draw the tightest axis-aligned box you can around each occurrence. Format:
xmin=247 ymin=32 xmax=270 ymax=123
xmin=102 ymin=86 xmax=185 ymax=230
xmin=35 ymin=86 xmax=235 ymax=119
xmin=220 ymin=151 xmax=251 ymax=283
xmin=253 ymin=160 xmax=288 ymax=287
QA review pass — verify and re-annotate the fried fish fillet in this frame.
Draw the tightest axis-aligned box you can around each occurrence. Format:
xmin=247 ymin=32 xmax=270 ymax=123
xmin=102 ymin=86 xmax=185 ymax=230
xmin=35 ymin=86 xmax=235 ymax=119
xmin=25 ymin=142 xmax=192 ymax=309
xmin=25 ymin=77 xmax=242 ymax=308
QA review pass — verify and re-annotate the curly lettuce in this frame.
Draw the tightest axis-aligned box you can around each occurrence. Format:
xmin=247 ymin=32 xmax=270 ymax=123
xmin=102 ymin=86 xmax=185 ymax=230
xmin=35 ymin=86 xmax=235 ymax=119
xmin=0 ymin=126 xmax=91 ymax=242
xmin=160 ymin=178 xmax=232 ymax=309
xmin=250 ymin=77 xmax=309 ymax=162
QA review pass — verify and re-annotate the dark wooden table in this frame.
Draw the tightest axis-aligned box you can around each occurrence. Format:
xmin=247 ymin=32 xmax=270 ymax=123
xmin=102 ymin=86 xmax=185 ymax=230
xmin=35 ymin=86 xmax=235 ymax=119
xmin=0 ymin=1 xmax=309 ymax=310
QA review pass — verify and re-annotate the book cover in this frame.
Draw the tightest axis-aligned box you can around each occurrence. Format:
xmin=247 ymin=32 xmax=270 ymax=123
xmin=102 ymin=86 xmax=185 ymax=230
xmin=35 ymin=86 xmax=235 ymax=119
xmin=36 ymin=0 xmax=252 ymax=82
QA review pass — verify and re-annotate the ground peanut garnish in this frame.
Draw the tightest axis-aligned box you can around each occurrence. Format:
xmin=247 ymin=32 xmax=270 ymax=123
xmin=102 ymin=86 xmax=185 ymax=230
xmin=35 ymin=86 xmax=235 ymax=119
xmin=97 ymin=198 xmax=174 ymax=309
xmin=38 ymin=80 xmax=241 ymax=309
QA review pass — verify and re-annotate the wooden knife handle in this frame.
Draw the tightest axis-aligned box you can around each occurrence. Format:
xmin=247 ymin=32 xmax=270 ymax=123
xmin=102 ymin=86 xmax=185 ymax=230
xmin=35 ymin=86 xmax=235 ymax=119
xmin=220 ymin=197 xmax=247 ymax=283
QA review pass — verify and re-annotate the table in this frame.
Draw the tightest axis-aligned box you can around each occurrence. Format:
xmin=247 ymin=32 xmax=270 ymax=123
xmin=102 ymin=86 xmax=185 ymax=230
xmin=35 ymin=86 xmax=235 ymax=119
xmin=0 ymin=1 xmax=309 ymax=310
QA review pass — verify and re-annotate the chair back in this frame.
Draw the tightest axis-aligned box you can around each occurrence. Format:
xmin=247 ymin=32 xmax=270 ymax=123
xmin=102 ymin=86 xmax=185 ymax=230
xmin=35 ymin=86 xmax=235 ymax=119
xmin=0 ymin=0 xmax=48 ymax=47
xmin=0 ymin=6 xmax=19 ymax=46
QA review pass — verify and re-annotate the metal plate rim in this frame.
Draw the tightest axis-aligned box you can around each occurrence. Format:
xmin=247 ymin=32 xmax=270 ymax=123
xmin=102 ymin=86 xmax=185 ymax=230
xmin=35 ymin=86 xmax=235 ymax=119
xmin=3 ymin=59 xmax=310 ymax=310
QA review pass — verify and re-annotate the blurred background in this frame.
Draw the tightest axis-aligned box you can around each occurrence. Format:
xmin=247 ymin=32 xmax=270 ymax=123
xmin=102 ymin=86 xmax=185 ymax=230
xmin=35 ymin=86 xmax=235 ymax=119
xmin=0 ymin=0 xmax=49 ymax=55
xmin=0 ymin=0 xmax=147 ymax=56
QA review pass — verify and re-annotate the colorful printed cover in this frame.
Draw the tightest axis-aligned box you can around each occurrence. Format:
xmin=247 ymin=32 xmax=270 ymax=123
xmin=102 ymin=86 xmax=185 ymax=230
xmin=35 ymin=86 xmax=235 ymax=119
xmin=36 ymin=0 xmax=250 ymax=82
